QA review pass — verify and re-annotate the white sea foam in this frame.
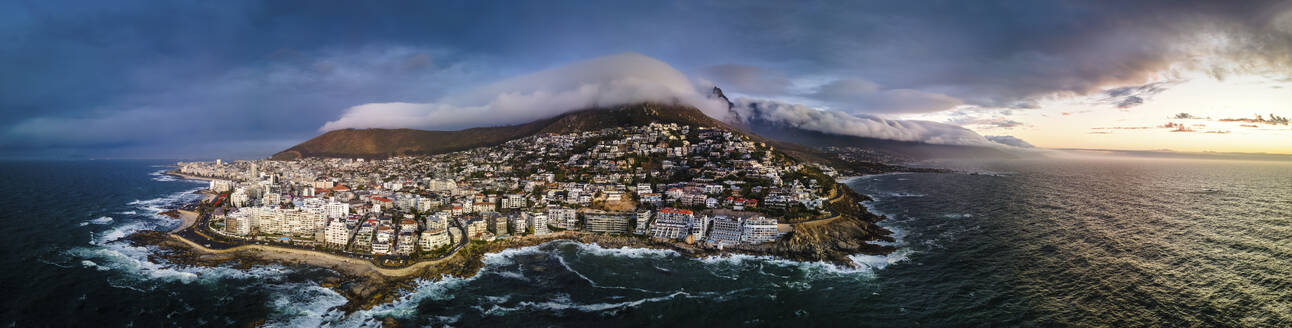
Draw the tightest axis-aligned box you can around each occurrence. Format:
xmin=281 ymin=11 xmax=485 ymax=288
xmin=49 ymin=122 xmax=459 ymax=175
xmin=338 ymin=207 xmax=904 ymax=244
xmin=91 ymin=220 xmax=153 ymax=245
xmin=353 ymin=275 xmax=477 ymax=321
xmin=73 ymin=186 xmax=295 ymax=288
xmin=941 ymin=213 xmax=974 ymax=219
xmin=848 ymin=247 xmax=913 ymax=271
xmin=150 ymin=170 xmax=177 ymax=182
xmin=68 ymin=241 xmax=294 ymax=285
xmin=484 ymin=291 xmax=693 ymax=316
xmin=481 ymin=243 xmax=547 ymax=267
xmin=571 ymin=242 xmax=679 ymax=258
xmin=886 ymin=192 xmax=926 ymax=198
xmin=857 ymin=172 xmax=915 ymax=180
xmin=700 ymin=253 xmax=880 ymax=278
xmin=81 ymin=260 xmax=110 ymax=271
xmin=493 ymin=269 xmax=529 ymax=281
xmin=150 ymin=169 xmax=208 ymax=183
xmin=123 ymin=187 xmax=204 ymax=231
xmin=263 ymin=283 xmax=350 ymax=328
xmin=483 ymin=294 xmax=513 ymax=305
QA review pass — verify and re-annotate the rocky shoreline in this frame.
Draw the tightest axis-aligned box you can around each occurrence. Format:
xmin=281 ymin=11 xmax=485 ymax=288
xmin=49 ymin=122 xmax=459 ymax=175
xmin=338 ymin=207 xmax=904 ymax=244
xmin=127 ymin=170 xmax=906 ymax=314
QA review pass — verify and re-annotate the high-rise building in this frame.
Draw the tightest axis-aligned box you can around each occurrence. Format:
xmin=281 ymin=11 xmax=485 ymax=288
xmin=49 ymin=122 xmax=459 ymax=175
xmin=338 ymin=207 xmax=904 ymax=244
xmin=585 ymin=213 xmax=631 ymax=234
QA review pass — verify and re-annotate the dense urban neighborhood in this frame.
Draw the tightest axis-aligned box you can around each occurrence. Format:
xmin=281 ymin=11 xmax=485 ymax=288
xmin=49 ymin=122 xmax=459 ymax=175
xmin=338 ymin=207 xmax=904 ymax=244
xmin=173 ymin=122 xmax=846 ymax=267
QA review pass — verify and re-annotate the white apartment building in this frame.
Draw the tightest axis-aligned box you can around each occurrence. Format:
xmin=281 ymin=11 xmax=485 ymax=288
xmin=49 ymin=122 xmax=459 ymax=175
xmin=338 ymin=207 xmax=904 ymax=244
xmin=209 ymin=179 xmax=234 ymax=193
xmin=324 ymin=201 xmax=350 ymax=219
xmin=419 ymin=228 xmax=451 ymax=250
xmin=740 ymin=217 xmax=779 ymax=244
xmin=324 ymin=219 xmax=351 ymax=247
xmin=547 ymin=208 xmax=578 ymax=230
xmin=526 ymin=212 xmax=550 ymax=235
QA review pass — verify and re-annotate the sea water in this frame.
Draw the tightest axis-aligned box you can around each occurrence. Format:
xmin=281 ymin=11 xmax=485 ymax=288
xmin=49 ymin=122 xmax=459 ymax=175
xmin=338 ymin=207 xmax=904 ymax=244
xmin=0 ymin=157 xmax=1287 ymax=327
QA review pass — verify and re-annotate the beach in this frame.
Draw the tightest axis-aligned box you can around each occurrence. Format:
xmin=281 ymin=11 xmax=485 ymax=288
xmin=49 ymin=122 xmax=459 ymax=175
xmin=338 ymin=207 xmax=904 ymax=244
xmin=168 ymin=210 xmax=200 ymax=233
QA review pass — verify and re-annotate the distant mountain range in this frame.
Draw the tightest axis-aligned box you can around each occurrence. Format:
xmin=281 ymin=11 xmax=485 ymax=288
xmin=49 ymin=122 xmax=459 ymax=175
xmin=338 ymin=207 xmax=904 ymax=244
xmin=274 ymin=88 xmax=1013 ymax=165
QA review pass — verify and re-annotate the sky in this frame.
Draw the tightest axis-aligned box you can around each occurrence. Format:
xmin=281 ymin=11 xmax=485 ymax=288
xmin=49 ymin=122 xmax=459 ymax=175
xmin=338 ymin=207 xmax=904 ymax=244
xmin=2 ymin=1 xmax=1290 ymax=159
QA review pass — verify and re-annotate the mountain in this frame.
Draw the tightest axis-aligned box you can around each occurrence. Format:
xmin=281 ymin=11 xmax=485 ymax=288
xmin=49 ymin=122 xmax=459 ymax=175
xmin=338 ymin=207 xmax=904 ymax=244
xmin=274 ymin=88 xmax=1013 ymax=165
xmin=743 ymin=120 xmax=1015 ymax=163
xmin=271 ymin=103 xmax=742 ymax=160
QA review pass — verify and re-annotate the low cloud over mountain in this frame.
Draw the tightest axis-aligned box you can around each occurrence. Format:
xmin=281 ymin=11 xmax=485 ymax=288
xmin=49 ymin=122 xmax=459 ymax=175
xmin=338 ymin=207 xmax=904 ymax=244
xmin=322 ymin=53 xmax=1032 ymax=149
xmin=728 ymin=98 xmax=1029 ymax=148
xmin=321 ymin=53 xmax=731 ymax=132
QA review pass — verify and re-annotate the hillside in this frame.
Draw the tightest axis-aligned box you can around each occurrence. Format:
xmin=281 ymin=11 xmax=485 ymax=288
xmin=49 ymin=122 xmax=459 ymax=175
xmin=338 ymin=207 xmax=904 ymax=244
xmin=745 ymin=119 xmax=1016 ymax=163
xmin=272 ymin=103 xmax=744 ymax=160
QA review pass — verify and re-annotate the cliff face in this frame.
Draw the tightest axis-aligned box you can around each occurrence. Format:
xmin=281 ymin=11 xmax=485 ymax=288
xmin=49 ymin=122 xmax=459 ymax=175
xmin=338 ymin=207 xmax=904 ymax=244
xmin=272 ymin=103 xmax=741 ymax=160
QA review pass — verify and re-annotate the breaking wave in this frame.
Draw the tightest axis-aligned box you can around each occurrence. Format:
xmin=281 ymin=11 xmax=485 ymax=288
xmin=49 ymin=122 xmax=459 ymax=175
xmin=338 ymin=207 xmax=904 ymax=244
xmin=570 ymin=242 xmax=680 ymax=258
xmin=482 ymin=292 xmax=695 ymax=316
xmin=263 ymin=283 xmax=350 ymax=328
xmin=86 ymin=216 xmax=114 ymax=225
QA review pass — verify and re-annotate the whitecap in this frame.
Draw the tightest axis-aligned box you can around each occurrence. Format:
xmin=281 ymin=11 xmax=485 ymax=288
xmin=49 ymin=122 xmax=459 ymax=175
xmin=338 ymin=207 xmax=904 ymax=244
xmin=493 ymin=270 xmax=529 ymax=281
xmin=886 ymin=192 xmax=925 ymax=198
xmin=89 ymin=216 xmax=114 ymax=225
xmin=571 ymin=242 xmax=679 ymax=258
xmin=848 ymin=247 xmax=913 ymax=271
xmin=262 ymin=283 xmax=350 ymax=328
xmin=483 ymin=294 xmax=512 ymax=305
xmin=67 ymin=241 xmax=294 ymax=285
xmin=350 ymin=275 xmax=477 ymax=321
xmin=484 ymin=291 xmax=694 ymax=316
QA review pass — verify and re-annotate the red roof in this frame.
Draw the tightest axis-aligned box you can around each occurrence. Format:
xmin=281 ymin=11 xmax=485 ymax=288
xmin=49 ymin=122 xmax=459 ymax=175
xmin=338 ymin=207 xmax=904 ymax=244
xmin=658 ymin=208 xmax=693 ymax=215
xmin=332 ymin=185 xmax=350 ymax=191
xmin=372 ymin=197 xmax=392 ymax=202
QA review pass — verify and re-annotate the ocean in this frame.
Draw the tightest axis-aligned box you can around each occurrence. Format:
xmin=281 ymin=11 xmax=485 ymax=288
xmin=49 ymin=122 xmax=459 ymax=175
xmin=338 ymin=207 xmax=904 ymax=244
xmin=0 ymin=157 xmax=1288 ymax=327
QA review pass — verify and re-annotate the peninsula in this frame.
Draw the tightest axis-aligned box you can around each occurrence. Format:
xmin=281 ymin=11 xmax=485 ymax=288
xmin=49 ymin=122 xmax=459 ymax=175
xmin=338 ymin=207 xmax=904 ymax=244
xmin=127 ymin=103 xmax=922 ymax=311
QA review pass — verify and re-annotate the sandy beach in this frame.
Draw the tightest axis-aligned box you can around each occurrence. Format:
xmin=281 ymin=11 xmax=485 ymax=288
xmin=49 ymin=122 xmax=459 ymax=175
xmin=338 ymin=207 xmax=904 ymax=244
xmin=169 ymin=210 xmax=200 ymax=233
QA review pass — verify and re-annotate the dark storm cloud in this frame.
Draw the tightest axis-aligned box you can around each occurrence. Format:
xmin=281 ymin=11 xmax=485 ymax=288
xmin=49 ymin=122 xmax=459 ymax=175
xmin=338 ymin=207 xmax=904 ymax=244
xmin=3 ymin=0 xmax=1290 ymax=158
xmin=704 ymin=1 xmax=1292 ymax=108
xmin=809 ymin=79 xmax=963 ymax=114
xmin=1100 ymin=81 xmax=1176 ymax=109
xmin=0 ymin=1 xmax=735 ymax=158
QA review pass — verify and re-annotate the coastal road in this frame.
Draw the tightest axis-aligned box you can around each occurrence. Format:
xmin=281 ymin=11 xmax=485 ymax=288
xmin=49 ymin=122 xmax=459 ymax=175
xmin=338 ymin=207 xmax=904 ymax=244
xmin=168 ymin=201 xmax=474 ymax=276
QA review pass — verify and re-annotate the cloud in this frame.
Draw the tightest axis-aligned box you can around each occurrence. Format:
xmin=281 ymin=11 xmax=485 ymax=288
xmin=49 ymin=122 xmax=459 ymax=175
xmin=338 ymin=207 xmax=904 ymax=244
xmin=946 ymin=116 xmax=1024 ymax=129
xmin=1172 ymin=112 xmax=1205 ymax=119
xmin=5 ymin=1 xmax=1291 ymax=158
xmin=707 ymin=2 xmax=1292 ymax=109
xmin=809 ymin=79 xmax=963 ymax=114
xmin=698 ymin=64 xmax=791 ymax=95
xmin=320 ymin=53 xmax=730 ymax=131
xmin=730 ymin=97 xmax=1002 ymax=147
xmin=2 ymin=44 xmax=463 ymax=156
xmin=984 ymin=135 xmax=1035 ymax=148
xmin=1099 ymin=81 xmax=1176 ymax=109
xmin=1218 ymin=114 xmax=1291 ymax=125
